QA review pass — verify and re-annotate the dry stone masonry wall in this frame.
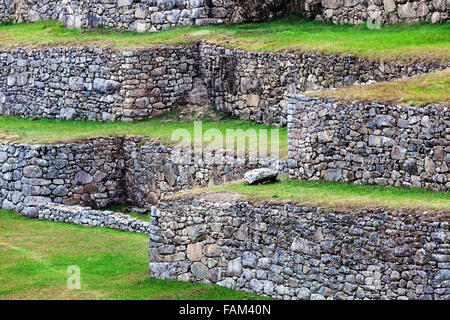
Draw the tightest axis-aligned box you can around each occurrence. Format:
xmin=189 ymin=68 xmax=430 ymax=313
xmin=0 ymin=44 xmax=447 ymax=124
xmin=287 ymin=95 xmax=450 ymax=191
xmin=0 ymin=138 xmax=126 ymax=218
xmin=0 ymin=0 xmax=288 ymax=30
xmin=200 ymin=43 xmax=447 ymax=126
xmin=123 ymin=140 xmax=286 ymax=208
xmin=0 ymin=46 xmax=198 ymax=121
xmin=1 ymin=0 xmax=448 ymax=27
xmin=39 ymin=203 xmax=151 ymax=234
xmin=289 ymin=0 xmax=449 ymax=25
xmin=149 ymin=198 xmax=450 ymax=300
xmin=0 ymin=137 xmax=285 ymax=217
xmin=0 ymin=0 xmax=237 ymax=30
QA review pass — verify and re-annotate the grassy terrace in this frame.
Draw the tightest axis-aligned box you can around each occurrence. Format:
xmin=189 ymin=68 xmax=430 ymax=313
xmin=0 ymin=113 xmax=288 ymax=158
xmin=0 ymin=210 xmax=266 ymax=300
xmin=311 ymin=69 xmax=450 ymax=106
xmin=0 ymin=19 xmax=449 ymax=62
xmin=180 ymin=176 xmax=450 ymax=211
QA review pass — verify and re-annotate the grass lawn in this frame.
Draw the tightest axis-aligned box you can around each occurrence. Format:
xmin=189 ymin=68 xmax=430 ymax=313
xmin=0 ymin=18 xmax=449 ymax=63
xmin=180 ymin=176 xmax=450 ymax=211
xmin=0 ymin=209 xmax=266 ymax=300
xmin=311 ymin=69 xmax=450 ymax=106
xmin=0 ymin=113 xmax=288 ymax=158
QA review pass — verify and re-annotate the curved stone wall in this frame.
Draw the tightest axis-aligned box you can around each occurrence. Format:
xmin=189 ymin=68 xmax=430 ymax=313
xmin=287 ymin=95 xmax=450 ymax=191
xmin=149 ymin=198 xmax=450 ymax=300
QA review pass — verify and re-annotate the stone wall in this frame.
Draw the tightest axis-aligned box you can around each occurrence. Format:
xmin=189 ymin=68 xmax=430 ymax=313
xmin=149 ymin=198 xmax=450 ymax=300
xmin=0 ymin=137 xmax=285 ymax=216
xmin=0 ymin=43 xmax=447 ymax=125
xmin=287 ymin=95 xmax=449 ymax=191
xmin=39 ymin=203 xmax=151 ymax=234
xmin=200 ymin=43 xmax=447 ymax=126
xmin=289 ymin=0 xmax=449 ymax=25
xmin=0 ymin=138 xmax=126 ymax=217
xmin=0 ymin=0 xmax=280 ymax=30
xmin=1 ymin=0 xmax=448 ymax=27
xmin=0 ymin=46 xmax=198 ymax=121
xmin=123 ymin=140 xmax=286 ymax=207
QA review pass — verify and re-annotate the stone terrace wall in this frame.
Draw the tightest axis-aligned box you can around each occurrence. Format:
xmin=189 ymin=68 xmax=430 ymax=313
xmin=0 ymin=46 xmax=198 ymax=121
xmin=1 ymin=0 xmax=448 ymax=27
xmin=200 ymin=43 xmax=447 ymax=126
xmin=0 ymin=43 xmax=447 ymax=125
xmin=287 ymin=95 xmax=449 ymax=191
xmin=123 ymin=140 xmax=286 ymax=207
xmin=289 ymin=0 xmax=449 ymax=25
xmin=0 ymin=137 xmax=285 ymax=216
xmin=39 ymin=203 xmax=151 ymax=234
xmin=0 ymin=138 xmax=126 ymax=218
xmin=149 ymin=198 xmax=450 ymax=300
xmin=0 ymin=0 xmax=268 ymax=30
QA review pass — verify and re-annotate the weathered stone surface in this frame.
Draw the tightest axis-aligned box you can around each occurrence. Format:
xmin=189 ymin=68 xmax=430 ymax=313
xmin=191 ymin=262 xmax=209 ymax=280
xmin=203 ymin=244 xmax=221 ymax=257
xmin=291 ymin=237 xmax=321 ymax=257
xmin=74 ymin=171 xmax=93 ymax=185
xmin=186 ymin=225 xmax=206 ymax=240
xmin=227 ymin=258 xmax=242 ymax=277
xmin=93 ymin=78 xmax=120 ymax=94
xmin=187 ymin=243 xmax=203 ymax=262
xmin=23 ymin=166 xmax=42 ymax=178
xmin=69 ymin=77 xmax=85 ymax=91
xmin=244 ymin=168 xmax=278 ymax=185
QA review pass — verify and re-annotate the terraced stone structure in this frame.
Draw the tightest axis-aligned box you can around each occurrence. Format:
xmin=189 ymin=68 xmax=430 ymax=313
xmin=200 ymin=44 xmax=447 ymax=126
xmin=287 ymin=95 xmax=449 ymax=191
xmin=1 ymin=44 xmax=447 ymax=124
xmin=149 ymin=197 xmax=450 ymax=300
xmin=0 ymin=0 xmax=448 ymax=302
